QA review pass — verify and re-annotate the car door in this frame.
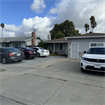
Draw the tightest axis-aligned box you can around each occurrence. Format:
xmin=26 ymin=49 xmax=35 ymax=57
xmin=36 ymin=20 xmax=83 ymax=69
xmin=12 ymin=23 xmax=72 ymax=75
xmin=0 ymin=49 xmax=8 ymax=61
xmin=21 ymin=48 xmax=27 ymax=57
xmin=0 ymin=49 xmax=1 ymax=61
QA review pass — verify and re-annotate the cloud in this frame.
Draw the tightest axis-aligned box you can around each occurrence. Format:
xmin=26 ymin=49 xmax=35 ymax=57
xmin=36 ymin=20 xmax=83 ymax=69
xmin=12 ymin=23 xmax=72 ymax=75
xmin=49 ymin=0 xmax=105 ymax=34
xmin=0 ymin=16 xmax=52 ymax=40
xmin=4 ymin=24 xmax=21 ymax=32
xmin=0 ymin=0 xmax=105 ymax=40
xmin=20 ymin=16 xmax=52 ymax=40
xmin=30 ymin=0 xmax=46 ymax=13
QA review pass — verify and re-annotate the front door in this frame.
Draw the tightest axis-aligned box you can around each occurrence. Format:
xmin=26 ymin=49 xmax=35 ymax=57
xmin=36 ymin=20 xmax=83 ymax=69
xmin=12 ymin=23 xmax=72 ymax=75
xmin=71 ymin=43 xmax=79 ymax=59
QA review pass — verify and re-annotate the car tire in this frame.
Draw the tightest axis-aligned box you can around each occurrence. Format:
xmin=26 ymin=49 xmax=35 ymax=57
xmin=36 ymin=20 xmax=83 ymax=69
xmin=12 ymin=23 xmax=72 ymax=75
xmin=2 ymin=57 xmax=7 ymax=64
xmin=31 ymin=57 xmax=35 ymax=59
xmin=37 ymin=53 xmax=40 ymax=57
xmin=18 ymin=60 xmax=22 ymax=62
xmin=81 ymin=68 xmax=85 ymax=72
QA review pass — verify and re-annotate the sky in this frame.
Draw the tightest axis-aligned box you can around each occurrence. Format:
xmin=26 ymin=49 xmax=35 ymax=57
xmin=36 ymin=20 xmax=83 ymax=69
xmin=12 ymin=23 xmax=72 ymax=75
xmin=0 ymin=0 xmax=105 ymax=40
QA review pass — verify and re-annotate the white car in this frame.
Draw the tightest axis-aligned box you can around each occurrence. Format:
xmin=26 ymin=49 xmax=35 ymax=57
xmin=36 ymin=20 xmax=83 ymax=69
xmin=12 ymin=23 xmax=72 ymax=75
xmin=81 ymin=47 xmax=105 ymax=72
xmin=32 ymin=47 xmax=50 ymax=57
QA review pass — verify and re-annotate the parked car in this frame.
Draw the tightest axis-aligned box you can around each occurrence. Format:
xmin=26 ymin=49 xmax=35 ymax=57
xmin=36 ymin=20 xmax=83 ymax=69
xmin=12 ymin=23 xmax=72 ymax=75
xmin=31 ymin=47 xmax=50 ymax=57
xmin=16 ymin=47 xmax=38 ymax=59
xmin=81 ymin=47 xmax=105 ymax=72
xmin=0 ymin=47 xmax=25 ymax=64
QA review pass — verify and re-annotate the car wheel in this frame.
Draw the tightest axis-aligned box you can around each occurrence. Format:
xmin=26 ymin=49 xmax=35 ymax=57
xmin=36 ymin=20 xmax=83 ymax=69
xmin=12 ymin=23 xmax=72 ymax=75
xmin=81 ymin=68 xmax=85 ymax=72
xmin=18 ymin=60 xmax=22 ymax=62
xmin=37 ymin=53 xmax=40 ymax=57
xmin=2 ymin=57 xmax=7 ymax=64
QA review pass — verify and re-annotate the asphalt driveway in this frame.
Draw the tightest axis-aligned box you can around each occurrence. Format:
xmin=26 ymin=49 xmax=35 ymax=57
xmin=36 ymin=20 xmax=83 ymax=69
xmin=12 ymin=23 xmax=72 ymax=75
xmin=0 ymin=56 xmax=105 ymax=105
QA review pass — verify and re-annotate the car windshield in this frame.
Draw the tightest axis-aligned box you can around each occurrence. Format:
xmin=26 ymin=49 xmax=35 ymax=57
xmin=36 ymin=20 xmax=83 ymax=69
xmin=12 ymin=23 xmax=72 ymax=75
xmin=26 ymin=47 xmax=34 ymax=50
xmin=7 ymin=48 xmax=20 ymax=52
xmin=87 ymin=48 xmax=105 ymax=54
xmin=39 ymin=47 xmax=45 ymax=50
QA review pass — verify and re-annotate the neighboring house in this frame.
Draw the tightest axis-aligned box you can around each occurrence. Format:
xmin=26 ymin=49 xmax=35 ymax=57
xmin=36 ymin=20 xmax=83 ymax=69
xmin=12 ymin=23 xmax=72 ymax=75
xmin=0 ymin=32 xmax=42 ymax=48
xmin=44 ymin=38 xmax=68 ymax=55
xmin=65 ymin=33 xmax=105 ymax=59
xmin=26 ymin=32 xmax=42 ymax=47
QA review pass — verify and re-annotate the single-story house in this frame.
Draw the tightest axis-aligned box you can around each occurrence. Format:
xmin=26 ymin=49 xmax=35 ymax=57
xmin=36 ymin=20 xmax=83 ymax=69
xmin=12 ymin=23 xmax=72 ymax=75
xmin=44 ymin=38 xmax=68 ymax=55
xmin=0 ymin=32 xmax=42 ymax=48
xmin=65 ymin=33 xmax=105 ymax=59
xmin=45 ymin=33 xmax=105 ymax=59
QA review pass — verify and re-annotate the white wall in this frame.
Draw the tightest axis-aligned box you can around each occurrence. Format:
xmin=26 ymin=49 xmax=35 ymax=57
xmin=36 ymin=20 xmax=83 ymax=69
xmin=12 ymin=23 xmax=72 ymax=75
xmin=69 ymin=37 xmax=105 ymax=52
xmin=68 ymin=37 xmax=105 ymax=59
xmin=26 ymin=40 xmax=32 ymax=46
xmin=35 ymin=39 xmax=41 ymax=46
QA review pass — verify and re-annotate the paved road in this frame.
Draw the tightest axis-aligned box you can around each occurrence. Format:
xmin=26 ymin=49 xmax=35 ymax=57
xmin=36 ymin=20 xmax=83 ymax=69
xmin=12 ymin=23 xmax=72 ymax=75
xmin=0 ymin=56 xmax=105 ymax=105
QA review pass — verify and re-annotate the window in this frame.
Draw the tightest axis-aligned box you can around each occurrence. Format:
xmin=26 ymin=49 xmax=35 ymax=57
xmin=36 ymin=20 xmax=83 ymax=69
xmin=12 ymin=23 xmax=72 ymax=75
xmin=90 ymin=42 xmax=104 ymax=47
xmin=7 ymin=48 xmax=19 ymax=52
xmin=60 ymin=44 xmax=62 ymax=50
xmin=0 ymin=49 xmax=6 ymax=53
xmin=87 ymin=48 xmax=105 ymax=54
xmin=55 ymin=44 xmax=62 ymax=51
xmin=52 ymin=44 xmax=53 ymax=50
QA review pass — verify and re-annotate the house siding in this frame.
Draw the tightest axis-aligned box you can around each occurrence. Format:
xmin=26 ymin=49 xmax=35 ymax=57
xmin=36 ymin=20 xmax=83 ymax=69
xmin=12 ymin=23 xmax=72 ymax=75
xmin=35 ymin=39 xmax=41 ymax=46
xmin=68 ymin=37 xmax=105 ymax=59
xmin=26 ymin=40 xmax=32 ymax=46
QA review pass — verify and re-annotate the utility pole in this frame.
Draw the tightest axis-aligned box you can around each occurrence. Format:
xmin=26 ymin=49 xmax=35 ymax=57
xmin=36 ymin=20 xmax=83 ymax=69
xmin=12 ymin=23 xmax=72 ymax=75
xmin=32 ymin=28 xmax=37 ymax=33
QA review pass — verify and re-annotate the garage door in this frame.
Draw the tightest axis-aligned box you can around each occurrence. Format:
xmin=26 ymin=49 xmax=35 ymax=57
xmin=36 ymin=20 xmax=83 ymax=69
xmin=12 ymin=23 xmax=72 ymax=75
xmin=71 ymin=43 xmax=79 ymax=59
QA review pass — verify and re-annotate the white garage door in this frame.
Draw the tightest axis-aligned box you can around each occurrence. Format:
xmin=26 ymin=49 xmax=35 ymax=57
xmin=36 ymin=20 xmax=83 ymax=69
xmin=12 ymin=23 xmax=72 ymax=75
xmin=71 ymin=43 xmax=79 ymax=59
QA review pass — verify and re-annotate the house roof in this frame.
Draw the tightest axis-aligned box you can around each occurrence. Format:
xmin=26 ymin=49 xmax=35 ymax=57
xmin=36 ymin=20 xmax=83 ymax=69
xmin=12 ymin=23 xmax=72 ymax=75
xmin=0 ymin=37 xmax=32 ymax=43
xmin=44 ymin=38 xmax=68 ymax=43
xmin=65 ymin=33 xmax=105 ymax=39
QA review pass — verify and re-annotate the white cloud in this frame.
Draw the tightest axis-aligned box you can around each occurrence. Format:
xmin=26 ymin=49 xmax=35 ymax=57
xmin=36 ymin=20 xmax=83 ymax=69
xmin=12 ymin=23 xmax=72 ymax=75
xmin=20 ymin=16 xmax=52 ymax=40
xmin=5 ymin=24 xmax=21 ymax=32
xmin=30 ymin=0 xmax=46 ymax=13
xmin=49 ymin=0 xmax=105 ymax=34
xmin=0 ymin=16 xmax=52 ymax=40
xmin=0 ymin=0 xmax=105 ymax=40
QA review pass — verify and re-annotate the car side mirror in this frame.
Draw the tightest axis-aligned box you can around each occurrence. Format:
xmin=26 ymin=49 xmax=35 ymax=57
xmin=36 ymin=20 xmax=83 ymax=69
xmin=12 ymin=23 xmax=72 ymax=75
xmin=83 ymin=51 xmax=86 ymax=54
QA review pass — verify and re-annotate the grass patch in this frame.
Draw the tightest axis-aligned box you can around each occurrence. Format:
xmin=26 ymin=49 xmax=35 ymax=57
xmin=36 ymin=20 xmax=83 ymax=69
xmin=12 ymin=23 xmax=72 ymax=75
xmin=0 ymin=69 xmax=6 ymax=72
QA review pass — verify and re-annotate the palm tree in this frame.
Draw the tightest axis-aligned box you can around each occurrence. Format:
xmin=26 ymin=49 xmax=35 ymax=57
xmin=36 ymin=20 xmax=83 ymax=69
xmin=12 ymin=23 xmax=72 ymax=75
xmin=84 ymin=23 xmax=90 ymax=33
xmin=0 ymin=23 xmax=5 ymax=37
xmin=90 ymin=16 xmax=97 ymax=32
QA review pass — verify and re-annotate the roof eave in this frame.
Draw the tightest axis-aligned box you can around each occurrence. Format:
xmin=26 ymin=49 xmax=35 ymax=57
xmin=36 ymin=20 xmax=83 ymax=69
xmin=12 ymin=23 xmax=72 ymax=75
xmin=24 ymin=38 xmax=33 ymax=41
xmin=65 ymin=35 xmax=105 ymax=39
xmin=45 ymin=41 xmax=68 ymax=43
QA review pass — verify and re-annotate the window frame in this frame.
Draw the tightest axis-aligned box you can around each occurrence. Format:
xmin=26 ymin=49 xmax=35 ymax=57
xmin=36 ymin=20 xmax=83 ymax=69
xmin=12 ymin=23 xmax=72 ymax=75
xmin=89 ymin=42 xmax=105 ymax=48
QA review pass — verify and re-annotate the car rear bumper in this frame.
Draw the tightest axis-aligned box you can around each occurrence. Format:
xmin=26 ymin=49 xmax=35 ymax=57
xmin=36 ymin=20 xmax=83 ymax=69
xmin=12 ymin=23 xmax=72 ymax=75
xmin=7 ymin=56 xmax=25 ymax=62
xmin=26 ymin=54 xmax=38 ymax=58
xmin=81 ymin=60 xmax=105 ymax=72
xmin=41 ymin=52 xmax=50 ymax=56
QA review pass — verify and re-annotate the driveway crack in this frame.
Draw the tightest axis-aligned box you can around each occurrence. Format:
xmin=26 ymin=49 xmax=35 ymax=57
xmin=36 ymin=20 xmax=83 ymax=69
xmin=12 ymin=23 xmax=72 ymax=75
xmin=43 ymin=81 xmax=66 ymax=105
xmin=0 ymin=95 xmax=27 ymax=105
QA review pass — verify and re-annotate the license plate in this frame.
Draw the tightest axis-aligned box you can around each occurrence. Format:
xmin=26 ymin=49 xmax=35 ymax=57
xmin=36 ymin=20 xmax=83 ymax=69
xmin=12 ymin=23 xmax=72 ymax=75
xmin=34 ymin=52 xmax=36 ymax=53
xmin=17 ymin=54 xmax=21 ymax=56
xmin=94 ymin=65 xmax=101 ymax=69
